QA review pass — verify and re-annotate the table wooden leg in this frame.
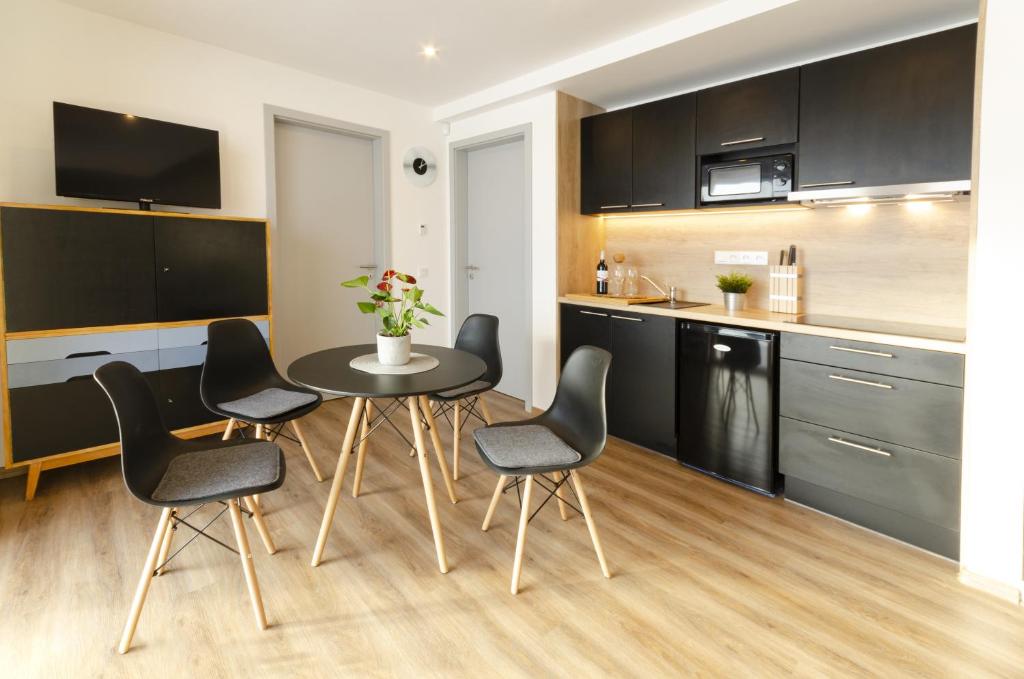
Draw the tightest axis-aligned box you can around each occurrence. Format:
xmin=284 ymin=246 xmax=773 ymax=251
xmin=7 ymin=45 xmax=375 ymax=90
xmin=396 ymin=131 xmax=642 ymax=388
xmin=352 ymin=399 xmax=374 ymax=497
xmin=419 ymin=395 xmax=458 ymax=504
xmin=453 ymin=400 xmax=462 ymax=480
xmin=409 ymin=396 xmax=448 ymax=574
xmin=311 ymin=397 xmax=365 ymax=567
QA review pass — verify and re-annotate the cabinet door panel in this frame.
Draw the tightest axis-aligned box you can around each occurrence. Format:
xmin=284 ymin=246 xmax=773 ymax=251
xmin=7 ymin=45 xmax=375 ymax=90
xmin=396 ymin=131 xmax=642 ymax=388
xmin=559 ymin=305 xmax=610 ymax=366
xmin=608 ymin=313 xmax=676 ymax=454
xmin=633 ymin=94 xmax=696 ymax=211
xmin=798 ymin=25 xmax=975 ymax=190
xmin=157 ymin=366 xmax=220 ymax=431
xmin=696 ymin=69 xmax=799 ymax=156
xmin=154 ymin=217 xmax=268 ymax=321
xmin=1 ymin=208 xmax=156 ymax=332
xmin=580 ymin=109 xmax=633 ymax=214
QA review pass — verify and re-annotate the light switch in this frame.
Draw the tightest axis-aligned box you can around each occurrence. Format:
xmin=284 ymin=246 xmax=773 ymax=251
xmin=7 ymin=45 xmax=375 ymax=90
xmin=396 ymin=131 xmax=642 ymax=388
xmin=714 ymin=250 xmax=769 ymax=265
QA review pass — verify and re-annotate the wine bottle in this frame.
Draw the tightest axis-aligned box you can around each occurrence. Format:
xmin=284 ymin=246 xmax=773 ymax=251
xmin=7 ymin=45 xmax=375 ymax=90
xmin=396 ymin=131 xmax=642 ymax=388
xmin=596 ymin=250 xmax=608 ymax=295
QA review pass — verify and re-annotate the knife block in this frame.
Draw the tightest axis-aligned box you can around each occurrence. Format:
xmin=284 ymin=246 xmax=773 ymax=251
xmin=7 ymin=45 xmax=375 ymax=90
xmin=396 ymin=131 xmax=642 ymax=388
xmin=769 ymin=265 xmax=802 ymax=314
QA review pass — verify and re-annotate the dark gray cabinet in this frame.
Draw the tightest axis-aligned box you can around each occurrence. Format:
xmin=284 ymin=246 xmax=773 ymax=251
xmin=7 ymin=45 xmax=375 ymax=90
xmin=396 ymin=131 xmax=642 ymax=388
xmin=580 ymin=109 xmax=633 ymax=214
xmin=632 ymin=94 xmax=696 ymax=212
xmin=696 ymin=68 xmax=799 ymax=156
xmin=798 ymin=25 xmax=976 ymax=192
xmin=560 ymin=304 xmax=676 ymax=454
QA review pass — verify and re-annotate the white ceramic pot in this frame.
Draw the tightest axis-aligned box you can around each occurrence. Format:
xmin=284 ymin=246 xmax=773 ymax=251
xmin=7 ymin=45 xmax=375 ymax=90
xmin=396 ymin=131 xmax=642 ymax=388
xmin=377 ymin=333 xmax=412 ymax=366
xmin=722 ymin=292 xmax=747 ymax=312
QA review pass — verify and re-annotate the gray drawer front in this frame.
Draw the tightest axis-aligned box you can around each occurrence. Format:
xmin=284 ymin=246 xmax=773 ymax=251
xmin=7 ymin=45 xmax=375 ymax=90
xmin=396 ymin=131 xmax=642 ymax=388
xmin=7 ymin=350 xmax=159 ymax=388
xmin=157 ymin=320 xmax=269 ymax=349
xmin=158 ymin=345 xmax=207 ymax=370
xmin=781 ymin=333 xmax=964 ymax=387
xmin=780 ymin=417 xmax=960 ymax=530
xmin=6 ymin=329 xmax=158 ymax=364
xmin=780 ymin=358 xmax=963 ymax=458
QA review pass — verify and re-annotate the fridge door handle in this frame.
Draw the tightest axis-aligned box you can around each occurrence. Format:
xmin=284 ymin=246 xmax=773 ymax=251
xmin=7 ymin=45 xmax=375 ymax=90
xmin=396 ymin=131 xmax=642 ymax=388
xmin=712 ymin=343 xmax=732 ymax=352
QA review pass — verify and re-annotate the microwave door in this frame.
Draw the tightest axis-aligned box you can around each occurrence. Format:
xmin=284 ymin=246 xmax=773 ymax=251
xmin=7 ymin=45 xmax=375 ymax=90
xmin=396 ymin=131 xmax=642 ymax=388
xmin=703 ymin=163 xmax=768 ymax=203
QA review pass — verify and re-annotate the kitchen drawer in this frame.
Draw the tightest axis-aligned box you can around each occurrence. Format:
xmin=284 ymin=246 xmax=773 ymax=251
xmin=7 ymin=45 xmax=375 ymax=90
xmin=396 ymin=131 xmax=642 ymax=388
xmin=7 ymin=350 xmax=158 ymax=388
xmin=780 ymin=417 xmax=960 ymax=530
xmin=6 ymin=329 xmax=158 ymax=364
xmin=781 ymin=333 xmax=964 ymax=387
xmin=157 ymin=320 xmax=269 ymax=349
xmin=780 ymin=358 xmax=963 ymax=458
xmin=158 ymin=345 xmax=207 ymax=370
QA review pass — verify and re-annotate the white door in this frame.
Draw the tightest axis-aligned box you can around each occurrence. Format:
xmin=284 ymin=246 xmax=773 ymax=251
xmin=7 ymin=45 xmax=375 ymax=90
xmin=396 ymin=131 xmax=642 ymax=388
xmin=464 ymin=138 xmax=529 ymax=402
xmin=273 ymin=120 xmax=377 ymax=371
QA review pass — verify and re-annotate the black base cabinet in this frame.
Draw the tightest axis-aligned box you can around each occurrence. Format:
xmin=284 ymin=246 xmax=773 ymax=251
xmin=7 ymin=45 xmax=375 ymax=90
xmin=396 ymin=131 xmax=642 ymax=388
xmin=560 ymin=304 xmax=676 ymax=454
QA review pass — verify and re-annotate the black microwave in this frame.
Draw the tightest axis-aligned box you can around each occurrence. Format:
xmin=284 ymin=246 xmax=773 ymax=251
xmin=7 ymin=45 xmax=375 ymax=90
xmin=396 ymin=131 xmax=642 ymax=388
xmin=700 ymin=154 xmax=793 ymax=205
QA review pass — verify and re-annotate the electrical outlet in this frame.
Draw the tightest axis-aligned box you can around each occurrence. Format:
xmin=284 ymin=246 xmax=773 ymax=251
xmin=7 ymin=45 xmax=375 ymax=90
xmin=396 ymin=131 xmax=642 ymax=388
xmin=714 ymin=250 xmax=769 ymax=266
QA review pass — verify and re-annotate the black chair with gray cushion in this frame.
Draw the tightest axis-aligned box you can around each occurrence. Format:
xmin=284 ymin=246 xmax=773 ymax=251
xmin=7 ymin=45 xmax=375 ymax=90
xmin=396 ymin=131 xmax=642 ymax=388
xmin=475 ymin=345 xmax=612 ymax=594
xmin=201 ymin=318 xmax=326 ymax=482
xmin=94 ymin=361 xmax=284 ymax=654
xmin=428 ymin=313 xmax=502 ymax=480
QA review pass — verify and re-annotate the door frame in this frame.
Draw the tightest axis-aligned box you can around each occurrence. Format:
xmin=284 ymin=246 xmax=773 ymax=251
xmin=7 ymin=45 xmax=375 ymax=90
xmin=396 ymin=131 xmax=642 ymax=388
xmin=263 ymin=105 xmax=391 ymax=287
xmin=449 ymin=125 xmax=533 ymax=409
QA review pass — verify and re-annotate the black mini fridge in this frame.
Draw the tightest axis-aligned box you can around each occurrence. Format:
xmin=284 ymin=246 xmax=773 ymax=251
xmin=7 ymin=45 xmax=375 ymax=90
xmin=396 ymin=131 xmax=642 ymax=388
xmin=677 ymin=322 xmax=779 ymax=495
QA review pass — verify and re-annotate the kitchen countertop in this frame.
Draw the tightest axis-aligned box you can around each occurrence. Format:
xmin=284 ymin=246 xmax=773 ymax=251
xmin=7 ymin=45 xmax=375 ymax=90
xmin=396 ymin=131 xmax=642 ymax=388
xmin=558 ymin=296 xmax=967 ymax=354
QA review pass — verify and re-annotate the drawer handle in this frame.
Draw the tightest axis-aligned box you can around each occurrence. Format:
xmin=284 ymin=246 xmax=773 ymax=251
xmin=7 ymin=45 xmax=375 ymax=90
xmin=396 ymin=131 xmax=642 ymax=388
xmin=720 ymin=136 xmax=765 ymax=146
xmin=828 ymin=436 xmax=892 ymax=458
xmin=579 ymin=310 xmax=608 ymax=317
xmin=610 ymin=315 xmax=643 ymax=322
xmin=829 ymin=345 xmax=894 ymax=358
xmin=828 ymin=374 xmax=893 ymax=389
xmin=66 ymin=350 xmax=111 ymax=359
xmin=631 ymin=202 xmax=664 ymax=208
xmin=599 ymin=204 xmax=629 ymax=210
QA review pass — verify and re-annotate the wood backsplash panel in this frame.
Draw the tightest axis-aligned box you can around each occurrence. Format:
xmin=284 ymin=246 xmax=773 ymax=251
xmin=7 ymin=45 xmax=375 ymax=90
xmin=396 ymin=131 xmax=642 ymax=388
xmin=557 ymin=92 xmax=604 ymax=296
xmin=604 ymin=201 xmax=970 ymax=327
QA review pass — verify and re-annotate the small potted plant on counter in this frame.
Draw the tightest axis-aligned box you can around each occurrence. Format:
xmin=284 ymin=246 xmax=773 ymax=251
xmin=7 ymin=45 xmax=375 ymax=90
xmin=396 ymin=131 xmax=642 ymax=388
xmin=716 ymin=272 xmax=754 ymax=312
xmin=341 ymin=269 xmax=443 ymax=365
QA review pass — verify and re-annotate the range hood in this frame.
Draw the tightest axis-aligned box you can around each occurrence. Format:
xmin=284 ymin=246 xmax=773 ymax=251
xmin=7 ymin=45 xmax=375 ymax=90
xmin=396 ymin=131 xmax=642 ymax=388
xmin=787 ymin=180 xmax=970 ymax=207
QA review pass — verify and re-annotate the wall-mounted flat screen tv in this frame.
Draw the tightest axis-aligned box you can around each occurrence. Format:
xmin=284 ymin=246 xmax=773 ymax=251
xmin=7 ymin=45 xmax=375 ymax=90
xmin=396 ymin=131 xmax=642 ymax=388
xmin=53 ymin=102 xmax=221 ymax=210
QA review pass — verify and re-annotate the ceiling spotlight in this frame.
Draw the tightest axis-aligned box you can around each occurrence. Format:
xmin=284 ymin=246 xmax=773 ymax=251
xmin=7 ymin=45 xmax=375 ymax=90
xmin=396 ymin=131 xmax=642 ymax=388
xmin=421 ymin=45 xmax=438 ymax=58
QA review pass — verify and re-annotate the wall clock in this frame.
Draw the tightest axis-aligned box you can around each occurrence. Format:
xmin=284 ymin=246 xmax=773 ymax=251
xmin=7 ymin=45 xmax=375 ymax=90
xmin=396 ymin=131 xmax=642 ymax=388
xmin=403 ymin=146 xmax=437 ymax=186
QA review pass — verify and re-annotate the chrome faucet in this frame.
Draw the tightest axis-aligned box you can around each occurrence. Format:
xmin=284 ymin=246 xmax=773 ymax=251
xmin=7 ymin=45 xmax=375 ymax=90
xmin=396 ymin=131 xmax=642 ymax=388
xmin=640 ymin=275 xmax=675 ymax=301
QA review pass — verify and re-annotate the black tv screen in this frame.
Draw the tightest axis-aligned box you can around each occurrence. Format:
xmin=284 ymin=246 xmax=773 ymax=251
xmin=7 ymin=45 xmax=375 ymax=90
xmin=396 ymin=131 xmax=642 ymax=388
xmin=53 ymin=102 xmax=221 ymax=209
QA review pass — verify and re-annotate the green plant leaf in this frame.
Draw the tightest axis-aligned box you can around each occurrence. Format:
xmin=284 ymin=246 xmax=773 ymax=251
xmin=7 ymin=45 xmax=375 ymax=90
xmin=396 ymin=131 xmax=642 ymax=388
xmin=715 ymin=272 xmax=754 ymax=294
xmin=356 ymin=301 xmax=377 ymax=314
xmin=420 ymin=303 xmax=444 ymax=316
xmin=341 ymin=275 xmax=369 ymax=288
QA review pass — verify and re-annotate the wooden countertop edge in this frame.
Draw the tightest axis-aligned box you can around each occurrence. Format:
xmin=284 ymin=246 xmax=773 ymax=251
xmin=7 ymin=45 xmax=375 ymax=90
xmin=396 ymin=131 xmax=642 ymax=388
xmin=557 ymin=297 xmax=968 ymax=355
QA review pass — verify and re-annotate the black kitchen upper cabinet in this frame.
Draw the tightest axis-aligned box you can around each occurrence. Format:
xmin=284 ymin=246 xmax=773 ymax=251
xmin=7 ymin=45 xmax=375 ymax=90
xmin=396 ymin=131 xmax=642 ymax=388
xmin=154 ymin=217 xmax=268 ymax=321
xmin=798 ymin=25 xmax=976 ymax=191
xmin=580 ymin=108 xmax=633 ymax=214
xmin=696 ymin=68 xmax=799 ymax=156
xmin=560 ymin=304 xmax=676 ymax=455
xmin=633 ymin=93 xmax=697 ymax=211
xmin=1 ymin=207 xmax=156 ymax=332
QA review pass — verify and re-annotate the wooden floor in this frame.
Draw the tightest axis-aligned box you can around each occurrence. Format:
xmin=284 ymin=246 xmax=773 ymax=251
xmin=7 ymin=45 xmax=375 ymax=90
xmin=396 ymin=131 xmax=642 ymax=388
xmin=2 ymin=393 xmax=1023 ymax=678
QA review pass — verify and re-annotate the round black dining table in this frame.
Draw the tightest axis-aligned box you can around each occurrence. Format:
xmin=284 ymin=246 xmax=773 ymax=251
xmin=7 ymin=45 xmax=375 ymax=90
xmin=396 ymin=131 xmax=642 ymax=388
xmin=289 ymin=344 xmax=486 ymax=574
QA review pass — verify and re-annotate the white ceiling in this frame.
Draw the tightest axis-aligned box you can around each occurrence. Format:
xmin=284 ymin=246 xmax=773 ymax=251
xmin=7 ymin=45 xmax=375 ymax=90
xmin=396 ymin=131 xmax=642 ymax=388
xmin=59 ymin=0 xmax=720 ymax=105
xmin=61 ymin=0 xmax=979 ymax=117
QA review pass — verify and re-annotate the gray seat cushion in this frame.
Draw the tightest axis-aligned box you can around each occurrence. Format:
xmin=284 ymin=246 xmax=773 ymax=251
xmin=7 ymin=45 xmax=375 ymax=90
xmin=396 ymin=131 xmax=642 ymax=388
xmin=474 ymin=424 xmax=582 ymax=470
xmin=218 ymin=387 xmax=317 ymax=419
xmin=435 ymin=380 xmax=492 ymax=400
xmin=152 ymin=442 xmax=282 ymax=503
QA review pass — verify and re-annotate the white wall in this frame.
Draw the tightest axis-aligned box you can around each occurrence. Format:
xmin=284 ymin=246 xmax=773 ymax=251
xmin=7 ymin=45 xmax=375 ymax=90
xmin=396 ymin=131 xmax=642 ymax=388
xmin=447 ymin=92 xmax=559 ymax=409
xmin=959 ymin=0 xmax=1024 ymax=602
xmin=0 ymin=0 xmax=449 ymax=344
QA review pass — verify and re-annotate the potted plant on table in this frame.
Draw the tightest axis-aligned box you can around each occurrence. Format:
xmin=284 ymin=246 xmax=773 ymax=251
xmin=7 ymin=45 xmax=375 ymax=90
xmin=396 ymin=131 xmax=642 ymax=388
xmin=716 ymin=272 xmax=754 ymax=312
xmin=341 ymin=269 xmax=444 ymax=366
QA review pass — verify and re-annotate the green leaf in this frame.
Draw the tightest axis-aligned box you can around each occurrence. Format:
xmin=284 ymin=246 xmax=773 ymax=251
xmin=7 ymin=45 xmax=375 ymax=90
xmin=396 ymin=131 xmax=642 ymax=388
xmin=420 ymin=303 xmax=444 ymax=316
xmin=341 ymin=275 xmax=369 ymax=288
xmin=357 ymin=301 xmax=377 ymax=314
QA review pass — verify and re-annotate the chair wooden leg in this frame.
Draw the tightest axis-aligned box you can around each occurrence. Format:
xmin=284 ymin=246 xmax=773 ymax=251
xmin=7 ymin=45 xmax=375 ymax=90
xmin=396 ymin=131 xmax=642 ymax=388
xmin=254 ymin=423 xmax=264 ymax=440
xmin=118 ymin=507 xmax=172 ymax=654
xmin=222 ymin=418 xmax=237 ymax=441
xmin=155 ymin=509 xmax=176 ymax=575
xmin=554 ymin=472 xmax=570 ymax=521
xmin=420 ymin=395 xmax=458 ymax=504
xmin=409 ymin=396 xmax=448 ymax=574
xmin=570 ymin=469 xmax=610 ymax=578
xmin=244 ymin=496 xmax=276 ymax=555
xmin=311 ymin=397 xmax=365 ymax=567
xmin=291 ymin=418 xmax=325 ymax=482
xmin=25 ymin=462 xmax=42 ymax=501
xmin=511 ymin=475 xmax=533 ymax=595
xmin=481 ymin=475 xmax=507 ymax=531
xmin=453 ymin=400 xmax=462 ymax=480
xmin=352 ymin=399 xmax=373 ymax=497
xmin=478 ymin=393 xmax=494 ymax=425
xmin=251 ymin=424 xmax=265 ymax=509
xmin=227 ymin=498 xmax=268 ymax=630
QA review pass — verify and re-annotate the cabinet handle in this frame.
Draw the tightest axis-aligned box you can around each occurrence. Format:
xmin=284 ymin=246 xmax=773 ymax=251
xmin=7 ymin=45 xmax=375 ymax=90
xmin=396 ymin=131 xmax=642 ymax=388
xmin=359 ymin=264 xmax=377 ymax=270
xmin=828 ymin=374 xmax=893 ymax=390
xmin=631 ymin=202 xmax=664 ymax=208
xmin=610 ymin=315 xmax=643 ymax=322
xmin=579 ymin=310 xmax=608 ymax=317
xmin=599 ymin=204 xmax=629 ymax=210
xmin=799 ymin=180 xmax=855 ymax=188
xmin=162 ymin=266 xmax=171 ymax=272
xmin=720 ymin=136 xmax=765 ymax=146
xmin=829 ymin=345 xmax=894 ymax=358
xmin=827 ymin=436 xmax=892 ymax=457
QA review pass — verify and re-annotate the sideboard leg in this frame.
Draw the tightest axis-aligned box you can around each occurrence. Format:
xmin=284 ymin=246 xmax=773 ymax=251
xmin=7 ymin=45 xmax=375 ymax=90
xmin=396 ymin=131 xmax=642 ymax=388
xmin=25 ymin=463 xmax=42 ymax=501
